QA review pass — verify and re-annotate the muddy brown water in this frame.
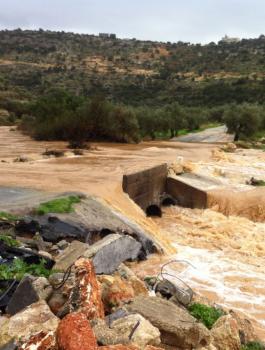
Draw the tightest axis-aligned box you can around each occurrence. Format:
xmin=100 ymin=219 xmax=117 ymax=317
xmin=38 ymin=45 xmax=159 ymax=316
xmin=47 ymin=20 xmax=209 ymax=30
xmin=0 ymin=126 xmax=265 ymax=339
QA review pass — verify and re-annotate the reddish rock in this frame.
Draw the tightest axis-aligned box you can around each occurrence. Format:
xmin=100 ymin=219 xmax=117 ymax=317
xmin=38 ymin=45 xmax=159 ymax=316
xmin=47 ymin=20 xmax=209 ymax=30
xmin=19 ymin=331 xmax=57 ymax=350
xmin=70 ymin=258 xmax=104 ymax=319
xmin=57 ymin=312 xmax=97 ymax=350
xmin=99 ymin=275 xmax=134 ymax=312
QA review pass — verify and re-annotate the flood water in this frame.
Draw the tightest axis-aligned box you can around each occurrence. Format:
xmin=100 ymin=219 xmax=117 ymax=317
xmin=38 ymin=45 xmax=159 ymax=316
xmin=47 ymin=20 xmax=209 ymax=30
xmin=0 ymin=126 xmax=265 ymax=339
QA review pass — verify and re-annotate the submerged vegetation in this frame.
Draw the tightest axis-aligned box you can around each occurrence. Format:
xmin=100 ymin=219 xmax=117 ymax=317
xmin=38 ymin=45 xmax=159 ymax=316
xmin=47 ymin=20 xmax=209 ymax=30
xmin=188 ymin=303 xmax=225 ymax=329
xmin=35 ymin=195 xmax=81 ymax=215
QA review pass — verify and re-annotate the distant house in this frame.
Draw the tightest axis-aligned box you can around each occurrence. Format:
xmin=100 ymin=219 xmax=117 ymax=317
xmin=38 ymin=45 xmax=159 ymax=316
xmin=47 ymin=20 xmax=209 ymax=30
xmin=99 ymin=33 xmax=116 ymax=39
xmin=221 ymin=35 xmax=240 ymax=44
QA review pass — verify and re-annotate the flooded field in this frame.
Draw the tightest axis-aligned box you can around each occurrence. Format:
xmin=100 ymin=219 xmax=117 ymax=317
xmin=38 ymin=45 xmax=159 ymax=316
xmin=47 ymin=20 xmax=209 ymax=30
xmin=1 ymin=126 xmax=265 ymax=339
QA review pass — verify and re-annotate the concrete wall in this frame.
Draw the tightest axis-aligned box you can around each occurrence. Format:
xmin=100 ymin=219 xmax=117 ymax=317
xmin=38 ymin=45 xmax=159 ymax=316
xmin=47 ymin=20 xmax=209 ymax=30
xmin=122 ymin=164 xmax=167 ymax=211
xmin=166 ymin=177 xmax=207 ymax=209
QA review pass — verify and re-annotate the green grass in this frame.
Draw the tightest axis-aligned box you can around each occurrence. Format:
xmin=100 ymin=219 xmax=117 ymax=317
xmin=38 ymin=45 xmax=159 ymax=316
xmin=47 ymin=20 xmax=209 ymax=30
xmin=0 ymin=211 xmax=19 ymax=222
xmin=241 ymin=342 xmax=265 ymax=350
xmin=0 ymin=234 xmax=20 ymax=247
xmin=0 ymin=258 xmax=52 ymax=280
xmin=35 ymin=195 xmax=81 ymax=215
xmin=188 ymin=303 xmax=225 ymax=329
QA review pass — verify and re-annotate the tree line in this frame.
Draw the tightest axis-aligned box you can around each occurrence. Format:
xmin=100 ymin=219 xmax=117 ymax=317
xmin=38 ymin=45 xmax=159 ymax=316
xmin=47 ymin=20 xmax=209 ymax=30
xmin=18 ymin=89 xmax=265 ymax=145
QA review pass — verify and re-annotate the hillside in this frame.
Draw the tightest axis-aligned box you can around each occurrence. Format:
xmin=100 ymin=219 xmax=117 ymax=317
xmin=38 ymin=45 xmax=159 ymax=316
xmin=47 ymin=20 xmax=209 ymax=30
xmin=1 ymin=29 xmax=265 ymax=110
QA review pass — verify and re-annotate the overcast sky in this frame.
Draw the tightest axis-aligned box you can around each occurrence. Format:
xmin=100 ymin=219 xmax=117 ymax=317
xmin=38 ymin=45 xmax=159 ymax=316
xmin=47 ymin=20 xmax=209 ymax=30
xmin=0 ymin=0 xmax=264 ymax=44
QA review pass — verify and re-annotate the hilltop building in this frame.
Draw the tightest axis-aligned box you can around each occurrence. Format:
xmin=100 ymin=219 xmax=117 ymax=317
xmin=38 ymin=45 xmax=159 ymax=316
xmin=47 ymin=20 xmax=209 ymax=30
xmin=221 ymin=35 xmax=240 ymax=43
xmin=99 ymin=33 xmax=116 ymax=39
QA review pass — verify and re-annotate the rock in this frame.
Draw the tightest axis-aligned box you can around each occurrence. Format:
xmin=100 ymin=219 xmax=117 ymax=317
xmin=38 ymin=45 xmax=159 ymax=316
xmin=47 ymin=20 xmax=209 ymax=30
xmin=111 ymin=314 xmax=161 ymax=349
xmin=0 ymin=340 xmax=18 ymax=350
xmin=211 ymin=314 xmax=241 ymax=350
xmin=48 ymin=290 xmax=68 ymax=316
xmin=7 ymin=276 xmax=52 ymax=315
xmin=168 ymin=163 xmax=184 ymax=176
xmin=14 ymin=155 xmax=31 ymax=163
xmin=155 ymin=279 xmax=193 ymax=306
xmin=18 ymin=331 xmax=56 ymax=350
xmin=75 ymin=197 xmax=159 ymax=255
xmin=84 ymin=234 xmax=142 ymax=275
xmin=70 ymin=258 xmax=104 ymax=320
xmin=49 ymin=272 xmax=75 ymax=293
xmin=56 ymin=312 xmax=97 ymax=350
xmin=105 ymin=309 xmax=129 ymax=326
xmin=38 ymin=250 xmax=53 ymax=260
xmin=117 ymin=265 xmax=148 ymax=297
xmin=53 ymin=240 xmax=90 ymax=271
xmin=229 ymin=310 xmax=257 ymax=344
xmin=99 ymin=275 xmax=135 ymax=313
xmin=126 ymin=296 xmax=210 ymax=349
xmin=16 ymin=215 xmax=89 ymax=243
xmin=57 ymin=240 xmax=69 ymax=250
xmin=92 ymin=319 xmax=129 ymax=346
xmin=0 ymin=301 xmax=58 ymax=347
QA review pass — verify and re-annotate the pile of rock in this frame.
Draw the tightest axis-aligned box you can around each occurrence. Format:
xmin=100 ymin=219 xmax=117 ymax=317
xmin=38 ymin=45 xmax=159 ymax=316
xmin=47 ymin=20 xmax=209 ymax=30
xmin=0 ymin=196 xmax=262 ymax=350
xmin=0 ymin=255 xmax=260 ymax=350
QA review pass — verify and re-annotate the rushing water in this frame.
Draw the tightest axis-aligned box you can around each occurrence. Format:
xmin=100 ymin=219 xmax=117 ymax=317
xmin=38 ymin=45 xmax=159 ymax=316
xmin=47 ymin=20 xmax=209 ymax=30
xmin=133 ymin=205 xmax=265 ymax=340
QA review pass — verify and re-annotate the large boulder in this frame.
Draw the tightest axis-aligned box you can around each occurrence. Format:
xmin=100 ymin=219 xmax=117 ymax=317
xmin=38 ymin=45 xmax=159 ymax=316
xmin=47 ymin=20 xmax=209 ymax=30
xmin=126 ymin=296 xmax=210 ymax=349
xmin=0 ymin=300 xmax=58 ymax=348
xmin=211 ymin=314 xmax=241 ymax=350
xmin=111 ymin=314 xmax=161 ymax=349
xmin=15 ymin=196 xmax=159 ymax=256
xmin=57 ymin=312 xmax=97 ymax=350
xmin=70 ymin=258 xmax=104 ymax=320
xmin=16 ymin=214 xmax=89 ymax=242
xmin=53 ymin=240 xmax=90 ymax=271
xmin=84 ymin=234 xmax=142 ymax=275
xmin=7 ymin=276 xmax=52 ymax=315
xmin=75 ymin=197 xmax=160 ymax=255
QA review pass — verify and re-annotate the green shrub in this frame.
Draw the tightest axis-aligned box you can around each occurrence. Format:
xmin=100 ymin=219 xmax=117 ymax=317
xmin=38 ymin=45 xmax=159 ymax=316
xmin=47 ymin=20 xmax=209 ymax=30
xmin=35 ymin=195 xmax=81 ymax=215
xmin=241 ymin=342 xmax=265 ymax=350
xmin=188 ymin=303 xmax=225 ymax=329
xmin=0 ymin=234 xmax=20 ymax=247
xmin=0 ymin=258 xmax=52 ymax=280
xmin=0 ymin=211 xmax=19 ymax=222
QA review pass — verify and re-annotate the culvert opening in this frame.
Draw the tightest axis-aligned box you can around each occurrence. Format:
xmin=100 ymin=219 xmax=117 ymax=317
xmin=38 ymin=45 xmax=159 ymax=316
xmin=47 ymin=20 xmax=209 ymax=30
xmin=161 ymin=196 xmax=176 ymax=207
xmin=146 ymin=205 xmax=162 ymax=217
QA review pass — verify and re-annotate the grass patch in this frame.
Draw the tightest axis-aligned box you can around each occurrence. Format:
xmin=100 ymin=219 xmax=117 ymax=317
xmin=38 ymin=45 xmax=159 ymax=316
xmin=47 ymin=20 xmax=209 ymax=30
xmin=241 ymin=342 xmax=265 ymax=350
xmin=0 ymin=258 xmax=52 ymax=280
xmin=188 ymin=303 xmax=225 ymax=329
xmin=0 ymin=211 xmax=19 ymax=222
xmin=35 ymin=195 xmax=81 ymax=215
xmin=0 ymin=234 xmax=20 ymax=247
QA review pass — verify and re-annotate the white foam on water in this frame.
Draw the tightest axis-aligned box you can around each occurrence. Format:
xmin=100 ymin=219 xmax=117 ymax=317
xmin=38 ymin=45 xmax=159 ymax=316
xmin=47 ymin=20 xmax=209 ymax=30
xmin=166 ymin=244 xmax=265 ymax=327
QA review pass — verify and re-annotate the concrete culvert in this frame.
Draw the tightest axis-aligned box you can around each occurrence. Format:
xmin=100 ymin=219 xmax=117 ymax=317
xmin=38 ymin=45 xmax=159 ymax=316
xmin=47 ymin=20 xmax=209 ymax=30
xmin=146 ymin=205 xmax=162 ymax=217
xmin=161 ymin=196 xmax=176 ymax=207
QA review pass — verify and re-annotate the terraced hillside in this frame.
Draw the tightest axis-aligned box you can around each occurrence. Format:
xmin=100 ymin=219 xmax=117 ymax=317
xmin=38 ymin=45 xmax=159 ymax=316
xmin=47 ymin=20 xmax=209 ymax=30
xmin=1 ymin=29 xmax=265 ymax=108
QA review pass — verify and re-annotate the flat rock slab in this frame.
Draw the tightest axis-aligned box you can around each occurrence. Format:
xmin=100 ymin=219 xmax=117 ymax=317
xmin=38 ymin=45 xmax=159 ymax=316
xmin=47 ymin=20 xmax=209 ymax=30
xmin=53 ymin=240 xmax=90 ymax=271
xmin=84 ymin=234 xmax=142 ymax=275
xmin=15 ymin=196 xmax=158 ymax=256
xmin=126 ymin=296 xmax=210 ymax=349
xmin=0 ymin=186 xmax=81 ymax=213
xmin=76 ymin=197 xmax=159 ymax=255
